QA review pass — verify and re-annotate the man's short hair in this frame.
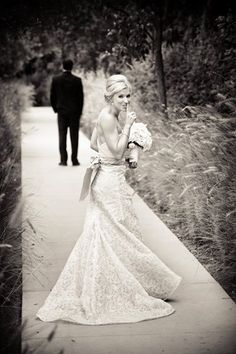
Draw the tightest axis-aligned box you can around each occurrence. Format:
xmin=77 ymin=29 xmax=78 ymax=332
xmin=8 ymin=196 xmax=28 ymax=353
xmin=63 ymin=59 xmax=73 ymax=71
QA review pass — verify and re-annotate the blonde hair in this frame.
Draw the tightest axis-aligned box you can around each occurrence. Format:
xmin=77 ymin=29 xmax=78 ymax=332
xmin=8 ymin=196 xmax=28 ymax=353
xmin=104 ymin=74 xmax=132 ymax=103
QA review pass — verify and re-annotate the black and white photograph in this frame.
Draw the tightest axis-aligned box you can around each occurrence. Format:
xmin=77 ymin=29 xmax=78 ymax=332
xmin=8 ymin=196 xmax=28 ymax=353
xmin=0 ymin=0 xmax=235 ymax=353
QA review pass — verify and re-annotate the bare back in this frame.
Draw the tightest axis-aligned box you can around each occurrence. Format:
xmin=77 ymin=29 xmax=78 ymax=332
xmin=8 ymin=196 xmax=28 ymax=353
xmin=96 ymin=108 xmax=122 ymax=147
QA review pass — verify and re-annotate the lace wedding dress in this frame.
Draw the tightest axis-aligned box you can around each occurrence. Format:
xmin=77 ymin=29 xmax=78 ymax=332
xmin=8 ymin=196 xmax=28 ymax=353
xmin=36 ymin=138 xmax=182 ymax=325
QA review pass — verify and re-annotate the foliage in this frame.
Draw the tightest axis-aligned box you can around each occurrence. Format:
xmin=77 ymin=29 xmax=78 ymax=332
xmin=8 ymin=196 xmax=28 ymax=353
xmin=1 ymin=0 xmax=234 ymax=110
xmin=122 ymin=55 xmax=236 ymax=299
xmin=126 ymin=104 xmax=236 ymax=301
xmin=99 ymin=0 xmax=236 ymax=113
xmin=163 ymin=14 xmax=236 ymax=110
xmin=79 ymin=71 xmax=107 ymax=136
xmin=101 ymin=1 xmax=153 ymax=68
xmin=0 ymin=80 xmax=34 ymax=353
xmin=121 ymin=27 xmax=236 ymax=116
xmin=122 ymin=55 xmax=160 ymax=113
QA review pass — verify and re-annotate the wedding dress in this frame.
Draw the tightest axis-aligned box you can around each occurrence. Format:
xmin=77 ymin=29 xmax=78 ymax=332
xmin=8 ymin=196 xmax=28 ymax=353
xmin=36 ymin=136 xmax=182 ymax=325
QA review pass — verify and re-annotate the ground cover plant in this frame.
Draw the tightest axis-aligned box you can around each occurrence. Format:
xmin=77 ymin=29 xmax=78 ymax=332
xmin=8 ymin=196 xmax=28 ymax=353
xmin=0 ymin=81 xmax=34 ymax=353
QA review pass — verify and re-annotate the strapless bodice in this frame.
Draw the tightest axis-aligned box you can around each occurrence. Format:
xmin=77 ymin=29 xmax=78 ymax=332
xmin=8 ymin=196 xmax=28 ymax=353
xmin=97 ymin=139 xmax=124 ymax=165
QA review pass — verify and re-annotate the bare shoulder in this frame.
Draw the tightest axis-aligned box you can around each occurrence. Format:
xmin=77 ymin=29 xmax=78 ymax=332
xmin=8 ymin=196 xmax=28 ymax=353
xmin=98 ymin=108 xmax=116 ymax=131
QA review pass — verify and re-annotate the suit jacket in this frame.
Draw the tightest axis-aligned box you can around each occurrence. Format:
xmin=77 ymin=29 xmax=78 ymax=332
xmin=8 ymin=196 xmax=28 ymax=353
xmin=50 ymin=71 xmax=84 ymax=118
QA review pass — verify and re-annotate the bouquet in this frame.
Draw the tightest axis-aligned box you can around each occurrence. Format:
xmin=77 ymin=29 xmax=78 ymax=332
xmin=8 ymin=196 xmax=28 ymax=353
xmin=126 ymin=122 xmax=152 ymax=168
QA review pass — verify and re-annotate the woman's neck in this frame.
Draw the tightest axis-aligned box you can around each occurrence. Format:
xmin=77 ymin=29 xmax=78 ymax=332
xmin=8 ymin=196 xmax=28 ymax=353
xmin=107 ymin=105 xmax=120 ymax=120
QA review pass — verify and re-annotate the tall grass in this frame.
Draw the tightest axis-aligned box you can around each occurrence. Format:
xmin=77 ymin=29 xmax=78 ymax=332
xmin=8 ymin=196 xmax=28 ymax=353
xmin=127 ymin=107 xmax=236 ymax=298
xmin=81 ymin=70 xmax=236 ymax=301
xmin=0 ymin=80 xmax=34 ymax=353
xmin=0 ymin=80 xmax=68 ymax=353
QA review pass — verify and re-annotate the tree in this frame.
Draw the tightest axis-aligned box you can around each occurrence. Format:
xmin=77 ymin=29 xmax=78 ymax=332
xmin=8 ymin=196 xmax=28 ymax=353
xmin=100 ymin=0 xmax=169 ymax=117
xmin=1 ymin=0 xmax=235 ymax=108
xmin=99 ymin=0 xmax=235 ymax=116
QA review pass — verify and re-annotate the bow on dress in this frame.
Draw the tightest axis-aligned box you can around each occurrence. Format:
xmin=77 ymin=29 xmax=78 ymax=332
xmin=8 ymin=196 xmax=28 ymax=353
xmin=79 ymin=156 xmax=101 ymax=201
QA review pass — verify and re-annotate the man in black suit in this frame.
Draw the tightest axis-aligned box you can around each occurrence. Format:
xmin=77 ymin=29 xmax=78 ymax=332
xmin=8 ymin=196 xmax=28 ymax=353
xmin=50 ymin=59 xmax=84 ymax=166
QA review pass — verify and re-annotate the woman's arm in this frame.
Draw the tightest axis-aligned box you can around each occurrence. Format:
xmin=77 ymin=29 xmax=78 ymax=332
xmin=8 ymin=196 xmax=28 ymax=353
xmin=100 ymin=113 xmax=133 ymax=159
xmin=90 ymin=126 xmax=98 ymax=152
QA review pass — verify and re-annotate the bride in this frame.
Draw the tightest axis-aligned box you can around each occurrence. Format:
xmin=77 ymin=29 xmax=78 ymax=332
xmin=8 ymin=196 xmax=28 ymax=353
xmin=36 ymin=74 xmax=182 ymax=325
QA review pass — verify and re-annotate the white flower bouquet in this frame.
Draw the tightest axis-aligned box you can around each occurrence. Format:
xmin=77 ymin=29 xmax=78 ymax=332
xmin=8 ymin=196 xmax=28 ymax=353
xmin=126 ymin=122 xmax=152 ymax=168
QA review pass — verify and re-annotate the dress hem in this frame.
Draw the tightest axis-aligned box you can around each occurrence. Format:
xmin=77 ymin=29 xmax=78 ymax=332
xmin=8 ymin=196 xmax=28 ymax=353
xmin=36 ymin=306 xmax=176 ymax=326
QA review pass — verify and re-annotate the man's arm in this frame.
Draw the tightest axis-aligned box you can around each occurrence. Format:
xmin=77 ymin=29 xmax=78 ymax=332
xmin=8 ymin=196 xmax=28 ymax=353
xmin=50 ymin=77 xmax=57 ymax=113
xmin=78 ymin=79 xmax=84 ymax=117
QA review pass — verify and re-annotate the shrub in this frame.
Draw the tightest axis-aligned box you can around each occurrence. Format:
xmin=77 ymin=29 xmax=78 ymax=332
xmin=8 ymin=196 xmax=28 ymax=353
xmin=79 ymin=70 xmax=106 ymax=137
xmin=126 ymin=104 xmax=236 ymax=300
xmin=0 ymin=80 xmax=34 ymax=353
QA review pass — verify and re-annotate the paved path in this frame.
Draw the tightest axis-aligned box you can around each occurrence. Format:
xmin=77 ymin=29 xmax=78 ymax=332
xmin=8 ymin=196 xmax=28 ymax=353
xmin=22 ymin=107 xmax=236 ymax=354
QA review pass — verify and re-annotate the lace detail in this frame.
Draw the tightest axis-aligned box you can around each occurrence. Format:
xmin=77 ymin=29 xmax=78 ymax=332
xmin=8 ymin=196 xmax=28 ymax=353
xmin=36 ymin=147 xmax=182 ymax=325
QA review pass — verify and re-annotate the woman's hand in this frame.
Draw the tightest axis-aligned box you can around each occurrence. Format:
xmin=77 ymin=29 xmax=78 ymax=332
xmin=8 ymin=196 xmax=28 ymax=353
xmin=125 ymin=111 xmax=137 ymax=127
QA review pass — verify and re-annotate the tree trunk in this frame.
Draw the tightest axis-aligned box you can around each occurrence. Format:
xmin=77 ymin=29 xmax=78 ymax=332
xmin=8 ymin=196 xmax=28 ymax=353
xmin=153 ymin=14 xmax=168 ymax=119
xmin=201 ymin=0 xmax=214 ymax=38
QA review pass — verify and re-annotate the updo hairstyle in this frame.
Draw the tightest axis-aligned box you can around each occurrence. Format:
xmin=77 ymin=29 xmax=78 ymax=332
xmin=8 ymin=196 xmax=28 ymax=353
xmin=104 ymin=74 xmax=132 ymax=103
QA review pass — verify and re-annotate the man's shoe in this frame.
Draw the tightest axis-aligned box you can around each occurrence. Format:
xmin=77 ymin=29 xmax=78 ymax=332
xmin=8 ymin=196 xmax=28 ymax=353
xmin=59 ymin=162 xmax=67 ymax=166
xmin=72 ymin=160 xmax=80 ymax=166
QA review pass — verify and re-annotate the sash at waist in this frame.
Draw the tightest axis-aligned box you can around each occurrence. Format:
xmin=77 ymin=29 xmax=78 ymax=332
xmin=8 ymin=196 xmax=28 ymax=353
xmin=79 ymin=156 xmax=125 ymax=201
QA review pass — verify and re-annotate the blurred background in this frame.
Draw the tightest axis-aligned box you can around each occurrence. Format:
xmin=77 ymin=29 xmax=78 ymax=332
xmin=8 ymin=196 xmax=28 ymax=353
xmin=0 ymin=0 xmax=235 ymax=352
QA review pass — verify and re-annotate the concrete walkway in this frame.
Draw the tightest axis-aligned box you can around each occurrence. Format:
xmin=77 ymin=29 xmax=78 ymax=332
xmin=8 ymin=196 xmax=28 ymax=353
xmin=22 ymin=107 xmax=236 ymax=354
